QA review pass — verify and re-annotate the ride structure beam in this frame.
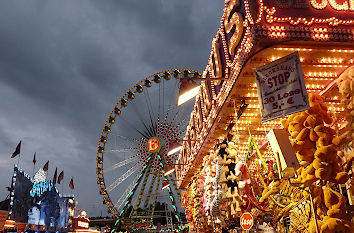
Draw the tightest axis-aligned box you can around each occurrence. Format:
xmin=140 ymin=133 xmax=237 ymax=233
xmin=105 ymin=154 xmax=139 ymax=172
xmin=150 ymin=170 xmax=162 ymax=224
xmin=131 ymin=156 xmax=154 ymax=218
xmin=114 ymin=170 xmax=141 ymax=211
xmin=118 ymin=156 xmax=153 ymax=218
xmin=144 ymin=169 xmax=159 ymax=209
xmin=107 ymin=163 xmax=141 ymax=192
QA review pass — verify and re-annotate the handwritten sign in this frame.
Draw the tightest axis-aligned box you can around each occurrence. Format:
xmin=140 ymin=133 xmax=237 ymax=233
xmin=255 ymin=52 xmax=309 ymax=122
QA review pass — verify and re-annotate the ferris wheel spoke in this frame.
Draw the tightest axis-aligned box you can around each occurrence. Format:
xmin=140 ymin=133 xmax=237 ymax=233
xmin=144 ymin=88 xmax=157 ymax=136
xmin=171 ymin=117 xmax=189 ymax=134
xmin=105 ymin=154 xmax=140 ymax=172
xmin=118 ymin=115 xmax=150 ymax=139
xmin=114 ymin=171 xmax=141 ymax=211
xmin=167 ymin=107 xmax=184 ymax=129
xmin=105 ymin=147 xmax=141 ymax=154
xmin=110 ymin=133 xmax=145 ymax=143
xmin=107 ymin=163 xmax=141 ymax=192
xmin=162 ymin=78 xmax=165 ymax=117
xmin=130 ymin=100 xmax=155 ymax=138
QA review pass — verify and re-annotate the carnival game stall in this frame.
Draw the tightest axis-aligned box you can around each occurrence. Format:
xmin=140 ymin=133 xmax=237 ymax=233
xmin=176 ymin=0 xmax=354 ymax=232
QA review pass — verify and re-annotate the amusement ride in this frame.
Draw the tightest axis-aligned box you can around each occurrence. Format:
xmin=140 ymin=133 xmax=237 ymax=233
xmin=96 ymin=69 xmax=201 ymax=231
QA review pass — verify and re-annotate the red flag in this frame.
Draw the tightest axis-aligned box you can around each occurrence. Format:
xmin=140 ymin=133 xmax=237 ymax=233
xmin=11 ymin=141 xmax=21 ymax=158
xmin=33 ymin=152 xmax=36 ymax=165
xmin=69 ymin=177 xmax=74 ymax=190
xmin=43 ymin=161 xmax=49 ymax=172
xmin=53 ymin=168 xmax=57 ymax=185
xmin=58 ymin=171 xmax=64 ymax=184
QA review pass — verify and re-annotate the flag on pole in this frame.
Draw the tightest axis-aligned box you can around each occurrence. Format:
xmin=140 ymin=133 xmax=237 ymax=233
xmin=33 ymin=153 xmax=36 ymax=165
xmin=58 ymin=171 xmax=64 ymax=184
xmin=53 ymin=168 xmax=57 ymax=185
xmin=69 ymin=177 xmax=74 ymax=190
xmin=11 ymin=141 xmax=21 ymax=158
xmin=43 ymin=161 xmax=49 ymax=172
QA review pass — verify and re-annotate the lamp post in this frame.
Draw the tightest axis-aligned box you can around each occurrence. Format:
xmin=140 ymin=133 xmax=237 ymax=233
xmin=177 ymin=71 xmax=228 ymax=106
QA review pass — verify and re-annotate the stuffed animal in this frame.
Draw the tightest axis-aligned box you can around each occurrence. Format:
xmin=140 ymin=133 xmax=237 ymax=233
xmin=235 ymin=161 xmax=251 ymax=198
xmin=259 ymin=171 xmax=281 ymax=203
xmin=282 ymin=93 xmax=349 ymax=185
xmin=282 ymin=92 xmax=352 ymax=232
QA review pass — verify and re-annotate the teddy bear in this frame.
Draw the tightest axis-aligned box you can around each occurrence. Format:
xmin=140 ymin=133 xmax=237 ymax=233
xmin=282 ymin=93 xmax=349 ymax=185
xmin=282 ymin=92 xmax=353 ymax=232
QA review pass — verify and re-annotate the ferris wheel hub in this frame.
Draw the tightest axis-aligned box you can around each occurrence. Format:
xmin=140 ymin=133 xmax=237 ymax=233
xmin=147 ymin=136 xmax=162 ymax=153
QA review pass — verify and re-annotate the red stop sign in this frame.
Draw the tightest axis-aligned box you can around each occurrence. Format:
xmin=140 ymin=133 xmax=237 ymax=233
xmin=240 ymin=212 xmax=254 ymax=230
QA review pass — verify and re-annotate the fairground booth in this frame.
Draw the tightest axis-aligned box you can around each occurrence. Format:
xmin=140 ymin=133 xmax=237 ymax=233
xmin=176 ymin=0 xmax=353 ymax=232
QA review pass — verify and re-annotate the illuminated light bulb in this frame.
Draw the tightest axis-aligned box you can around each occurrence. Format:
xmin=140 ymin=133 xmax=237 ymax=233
xmin=177 ymin=85 xmax=200 ymax=106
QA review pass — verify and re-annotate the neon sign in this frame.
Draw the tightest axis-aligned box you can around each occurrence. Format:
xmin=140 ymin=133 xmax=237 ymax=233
xmin=30 ymin=181 xmax=53 ymax=197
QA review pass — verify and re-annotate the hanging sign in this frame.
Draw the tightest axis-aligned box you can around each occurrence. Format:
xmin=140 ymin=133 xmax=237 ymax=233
xmin=255 ymin=52 xmax=309 ymax=122
xmin=0 ymin=210 xmax=8 ymax=231
xmin=240 ymin=212 xmax=254 ymax=230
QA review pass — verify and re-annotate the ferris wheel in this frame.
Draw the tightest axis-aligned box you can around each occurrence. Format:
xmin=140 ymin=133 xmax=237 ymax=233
xmin=96 ymin=69 xmax=201 ymax=230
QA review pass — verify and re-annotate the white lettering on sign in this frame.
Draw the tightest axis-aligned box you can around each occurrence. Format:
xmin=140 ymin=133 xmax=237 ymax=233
xmin=78 ymin=221 xmax=89 ymax=229
xmin=241 ymin=218 xmax=253 ymax=226
xmin=255 ymin=52 xmax=309 ymax=122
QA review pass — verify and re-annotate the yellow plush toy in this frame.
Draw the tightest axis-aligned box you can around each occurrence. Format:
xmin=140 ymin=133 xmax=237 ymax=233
xmin=281 ymin=92 xmax=352 ymax=232
xmin=283 ymin=93 xmax=349 ymax=185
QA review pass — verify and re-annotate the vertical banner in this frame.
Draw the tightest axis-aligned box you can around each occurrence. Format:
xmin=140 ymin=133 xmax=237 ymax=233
xmin=255 ymin=52 xmax=309 ymax=122
xmin=0 ymin=210 xmax=8 ymax=231
xmin=16 ymin=222 xmax=27 ymax=233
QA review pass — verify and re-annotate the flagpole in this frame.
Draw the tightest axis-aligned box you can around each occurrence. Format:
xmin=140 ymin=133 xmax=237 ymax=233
xmin=32 ymin=152 xmax=36 ymax=178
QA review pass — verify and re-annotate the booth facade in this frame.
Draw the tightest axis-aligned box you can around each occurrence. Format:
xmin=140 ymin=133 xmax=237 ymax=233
xmin=176 ymin=0 xmax=353 ymax=232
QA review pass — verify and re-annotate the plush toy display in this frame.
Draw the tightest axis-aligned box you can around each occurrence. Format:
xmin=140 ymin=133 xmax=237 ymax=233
xmin=182 ymin=140 xmax=249 ymax=232
xmin=280 ymin=92 xmax=353 ymax=232
xmin=281 ymin=93 xmax=349 ymax=185
xmin=181 ymin=85 xmax=353 ymax=232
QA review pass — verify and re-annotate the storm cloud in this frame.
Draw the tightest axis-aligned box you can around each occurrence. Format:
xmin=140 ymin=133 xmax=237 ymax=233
xmin=0 ymin=0 xmax=223 ymax=216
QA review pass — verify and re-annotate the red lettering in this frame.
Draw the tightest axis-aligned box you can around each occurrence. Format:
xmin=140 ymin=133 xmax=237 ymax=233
xmin=272 ymin=76 xmax=278 ymax=86
xmin=268 ymin=72 xmax=291 ymax=88
xmin=278 ymin=73 xmax=284 ymax=84
xmin=284 ymin=72 xmax=290 ymax=82
xmin=267 ymin=78 xmax=273 ymax=88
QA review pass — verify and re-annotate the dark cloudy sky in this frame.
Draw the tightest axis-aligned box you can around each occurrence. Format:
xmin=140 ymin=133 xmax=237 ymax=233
xmin=0 ymin=0 xmax=223 ymax=216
